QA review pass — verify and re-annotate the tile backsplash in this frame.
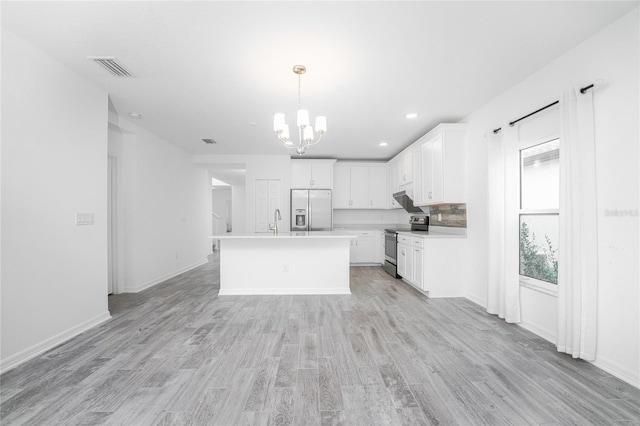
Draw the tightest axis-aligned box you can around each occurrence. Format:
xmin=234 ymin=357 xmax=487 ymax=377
xmin=428 ymin=203 xmax=467 ymax=228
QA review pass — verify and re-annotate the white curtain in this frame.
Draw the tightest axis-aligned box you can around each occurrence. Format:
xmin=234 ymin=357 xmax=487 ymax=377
xmin=487 ymin=125 xmax=521 ymax=323
xmin=557 ymin=87 xmax=598 ymax=360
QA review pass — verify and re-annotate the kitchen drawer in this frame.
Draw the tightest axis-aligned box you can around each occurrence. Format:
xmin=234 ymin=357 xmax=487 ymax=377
xmin=412 ymin=237 xmax=424 ymax=248
xmin=398 ymin=235 xmax=411 ymax=244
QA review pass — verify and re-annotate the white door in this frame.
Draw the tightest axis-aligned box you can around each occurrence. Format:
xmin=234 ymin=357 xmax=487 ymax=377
xmin=256 ymin=179 xmax=281 ymax=232
xmin=255 ymin=179 xmax=269 ymax=232
xmin=268 ymin=180 xmax=281 ymax=226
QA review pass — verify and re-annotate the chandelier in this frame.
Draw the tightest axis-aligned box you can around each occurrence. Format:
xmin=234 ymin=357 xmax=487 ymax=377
xmin=273 ymin=65 xmax=327 ymax=155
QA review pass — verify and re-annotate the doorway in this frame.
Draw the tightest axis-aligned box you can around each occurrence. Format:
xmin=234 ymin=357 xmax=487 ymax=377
xmin=107 ymin=156 xmax=118 ymax=295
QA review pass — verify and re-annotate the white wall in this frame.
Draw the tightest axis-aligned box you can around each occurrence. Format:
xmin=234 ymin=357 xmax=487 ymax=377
xmin=231 ymin=184 xmax=246 ymax=233
xmin=212 ymin=187 xmax=232 ymax=233
xmin=1 ymin=30 xmax=111 ymax=371
xmin=108 ymin=115 xmax=211 ymax=293
xmin=462 ymin=8 xmax=639 ymax=386
xmin=194 ymin=155 xmax=291 ymax=233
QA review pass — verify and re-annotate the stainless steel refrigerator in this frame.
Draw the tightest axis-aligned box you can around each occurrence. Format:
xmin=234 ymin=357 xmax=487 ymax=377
xmin=291 ymin=189 xmax=333 ymax=231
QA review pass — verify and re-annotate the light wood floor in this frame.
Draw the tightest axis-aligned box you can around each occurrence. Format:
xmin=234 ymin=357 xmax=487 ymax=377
xmin=1 ymin=253 xmax=639 ymax=425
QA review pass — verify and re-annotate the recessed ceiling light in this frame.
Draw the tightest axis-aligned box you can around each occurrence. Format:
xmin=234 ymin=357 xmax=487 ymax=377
xmin=379 ymin=142 xmax=388 ymax=147
xmin=248 ymin=122 xmax=257 ymax=127
xmin=129 ymin=112 xmax=142 ymax=119
xmin=405 ymin=113 xmax=418 ymax=119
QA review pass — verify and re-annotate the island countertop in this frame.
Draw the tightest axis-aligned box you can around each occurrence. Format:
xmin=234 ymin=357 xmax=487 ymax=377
xmin=213 ymin=230 xmax=353 ymax=295
xmin=211 ymin=230 xmax=356 ymax=239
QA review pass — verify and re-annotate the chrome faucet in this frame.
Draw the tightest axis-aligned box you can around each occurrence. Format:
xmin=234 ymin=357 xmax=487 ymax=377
xmin=269 ymin=208 xmax=281 ymax=235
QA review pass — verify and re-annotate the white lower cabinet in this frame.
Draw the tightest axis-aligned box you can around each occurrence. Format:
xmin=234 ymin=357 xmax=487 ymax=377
xmin=349 ymin=230 xmax=383 ymax=264
xmin=397 ymin=233 xmax=466 ymax=297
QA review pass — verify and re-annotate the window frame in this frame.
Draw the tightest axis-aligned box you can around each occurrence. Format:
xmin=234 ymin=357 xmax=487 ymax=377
xmin=518 ymin=135 xmax=560 ymax=296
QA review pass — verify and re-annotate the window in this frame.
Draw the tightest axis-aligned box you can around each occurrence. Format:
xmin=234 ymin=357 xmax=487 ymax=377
xmin=519 ymin=138 xmax=559 ymax=288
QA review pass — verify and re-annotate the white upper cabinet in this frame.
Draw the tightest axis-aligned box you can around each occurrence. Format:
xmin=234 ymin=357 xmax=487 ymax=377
xmin=333 ymin=166 xmax=352 ymax=208
xmin=416 ymin=124 xmax=466 ymax=206
xmin=333 ymin=163 xmax=388 ymax=209
xmin=387 ymin=159 xmax=401 ymax=209
xmin=392 ymin=123 xmax=466 ymax=207
xmin=400 ymin=151 xmax=413 ymax=184
xmin=368 ymin=166 xmax=387 ymax=209
xmin=291 ymin=159 xmax=336 ymax=189
xmin=349 ymin=166 xmax=369 ymax=208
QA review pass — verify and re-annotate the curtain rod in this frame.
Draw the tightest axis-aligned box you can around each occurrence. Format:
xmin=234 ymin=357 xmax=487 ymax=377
xmin=492 ymin=83 xmax=595 ymax=134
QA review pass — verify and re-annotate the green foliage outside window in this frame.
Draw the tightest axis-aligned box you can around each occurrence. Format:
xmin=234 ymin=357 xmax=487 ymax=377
xmin=520 ymin=222 xmax=558 ymax=284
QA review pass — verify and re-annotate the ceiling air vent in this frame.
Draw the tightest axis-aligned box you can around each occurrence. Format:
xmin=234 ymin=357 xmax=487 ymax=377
xmin=88 ymin=57 xmax=133 ymax=77
xmin=202 ymin=139 xmax=217 ymax=144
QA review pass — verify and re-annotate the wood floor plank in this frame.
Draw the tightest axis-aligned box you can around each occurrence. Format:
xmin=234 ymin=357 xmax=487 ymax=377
xmin=318 ymin=357 xmax=344 ymax=411
xmin=245 ymin=358 xmax=279 ymax=412
xmin=1 ymin=258 xmax=638 ymax=425
xmin=267 ymin=387 xmax=295 ymax=426
xmin=376 ymin=357 xmax=419 ymax=409
xmin=341 ymin=385 xmax=371 ymax=425
xmin=348 ymin=332 xmax=384 ymax=385
xmin=293 ymin=369 xmax=320 ymax=426
xmin=299 ymin=333 xmax=319 ymax=370
xmin=275 ymin=344 xmax=300 ymax=388
xmin=211 ymin=368 xmax=255 ymax=425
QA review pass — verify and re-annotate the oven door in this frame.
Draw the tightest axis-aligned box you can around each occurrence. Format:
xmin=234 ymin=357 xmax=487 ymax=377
xmin=384 ymin=232 xmax=397 ymax=264
xmin=383 ymin=231 xmax=399 ymax=278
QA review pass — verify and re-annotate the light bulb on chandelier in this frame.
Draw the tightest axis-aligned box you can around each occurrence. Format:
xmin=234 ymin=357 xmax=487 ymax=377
xmin=273 ymin=65 xmax=327 ymax=155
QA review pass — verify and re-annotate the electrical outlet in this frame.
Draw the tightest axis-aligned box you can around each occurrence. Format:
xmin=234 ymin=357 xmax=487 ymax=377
xmin=283 ymin=264 xmax=289 ymax=272
xmin=438 ymin=213 xmax=442 ymax=221
xmin=75 ymin=213 xmax=95 ymax=225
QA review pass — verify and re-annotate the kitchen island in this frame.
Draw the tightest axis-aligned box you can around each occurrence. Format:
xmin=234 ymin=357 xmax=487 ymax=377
xmin=212 ymin=231 xmax=356 ymax=295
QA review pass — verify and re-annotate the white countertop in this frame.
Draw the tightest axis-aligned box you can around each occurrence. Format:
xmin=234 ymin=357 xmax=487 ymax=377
xmin=211 ymin=230 xmax=356 ymax=239
xmin=397 ymin=228 xmax=466 ymax=238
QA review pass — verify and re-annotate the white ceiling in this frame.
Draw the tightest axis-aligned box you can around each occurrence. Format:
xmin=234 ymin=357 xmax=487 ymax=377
xmin=3 ymin=1 xmax=637 ymax=161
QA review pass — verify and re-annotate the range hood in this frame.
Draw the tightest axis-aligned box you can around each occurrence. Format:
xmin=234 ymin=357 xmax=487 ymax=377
xmin=393 ymin=190 xmax=424 ymax=213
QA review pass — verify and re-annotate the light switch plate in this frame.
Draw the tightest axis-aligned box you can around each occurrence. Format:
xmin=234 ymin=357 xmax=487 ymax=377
xmin=76 ymin=213 xmax=95 ymax=225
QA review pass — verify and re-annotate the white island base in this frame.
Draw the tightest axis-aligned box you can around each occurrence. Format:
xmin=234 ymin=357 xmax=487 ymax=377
xmin=215 ymin=231 xmax=355 ymax=295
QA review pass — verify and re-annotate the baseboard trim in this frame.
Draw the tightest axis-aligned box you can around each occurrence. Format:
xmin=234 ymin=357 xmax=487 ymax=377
xmin=461 ymin=296 xmax=639 ymax=390
xmin=218 ymin=288 xmax=351 ymax=296
xmin=124 ymin=259 xmax=209 ymax=293
xmin=591 ymin=355 xmax=640 ymax=389
xmin=0 ymin=311 xmax=112 ymax=374
xmin=464 ymin=292 xmax=486 ymax=308
xmin=517 ymin=320 xmax=556 ymax=343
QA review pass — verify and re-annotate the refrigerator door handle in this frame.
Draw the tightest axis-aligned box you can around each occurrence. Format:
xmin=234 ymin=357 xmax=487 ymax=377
xmin=308 ymin=194 xmax=312 ymax=231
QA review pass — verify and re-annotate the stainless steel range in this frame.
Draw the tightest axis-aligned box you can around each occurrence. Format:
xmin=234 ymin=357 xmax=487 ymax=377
xmin=383 ymin=215 xmax=429 ymax=278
